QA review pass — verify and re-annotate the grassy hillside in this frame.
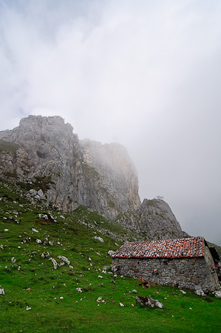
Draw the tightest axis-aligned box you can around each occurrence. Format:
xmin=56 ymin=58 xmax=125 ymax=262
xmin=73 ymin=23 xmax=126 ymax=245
xmin=0 ymin=181 xmax=220 ymax=332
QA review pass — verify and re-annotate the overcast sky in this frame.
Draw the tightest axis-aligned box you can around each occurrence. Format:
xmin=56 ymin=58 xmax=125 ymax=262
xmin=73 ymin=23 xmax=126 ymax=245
xmin=0 ymin=0 xmax=220 ymax=245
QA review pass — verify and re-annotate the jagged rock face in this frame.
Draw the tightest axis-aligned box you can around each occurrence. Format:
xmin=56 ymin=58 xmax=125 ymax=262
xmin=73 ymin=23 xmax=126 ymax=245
xmin=0 ymin=116 xmax=82 ymax=211
xmin=0 ymin=115 xmax=140 ymax=221
xmin=138 ymin=199 xmax=183 ymax=239
xmin=0 ymin=115 xmax=183 ymax=239
xmin=81 ymin=139 xmax=140 ymax=220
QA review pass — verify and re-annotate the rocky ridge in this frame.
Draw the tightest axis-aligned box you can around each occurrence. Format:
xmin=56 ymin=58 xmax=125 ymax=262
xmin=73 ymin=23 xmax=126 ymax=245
xmin=0 ymin=115 xmax=183 ymax=240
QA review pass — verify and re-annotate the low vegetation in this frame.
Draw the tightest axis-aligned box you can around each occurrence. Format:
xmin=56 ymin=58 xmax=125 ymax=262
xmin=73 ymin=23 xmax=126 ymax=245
xmin=0 ymin=181 xmax=220 ymax=332
xmin=0 ymin=139 xmax=19 ymax=155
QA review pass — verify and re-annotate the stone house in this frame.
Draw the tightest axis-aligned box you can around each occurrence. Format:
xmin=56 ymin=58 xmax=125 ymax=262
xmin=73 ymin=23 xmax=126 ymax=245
xmin=111 ymin=237 xmax=219 ymax=292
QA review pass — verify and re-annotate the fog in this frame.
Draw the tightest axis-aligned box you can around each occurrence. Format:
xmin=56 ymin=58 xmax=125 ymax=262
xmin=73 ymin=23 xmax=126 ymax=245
xmin=0 ymin=0 xmax=220 ymax=245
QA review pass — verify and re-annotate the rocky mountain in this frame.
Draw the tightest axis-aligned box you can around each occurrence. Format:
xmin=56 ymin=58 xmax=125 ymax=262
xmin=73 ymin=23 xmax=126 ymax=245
xmin=0 ymin=115 xmax=183 ymax=240
xmin=139 ymin=199 xmax=183 ymax=239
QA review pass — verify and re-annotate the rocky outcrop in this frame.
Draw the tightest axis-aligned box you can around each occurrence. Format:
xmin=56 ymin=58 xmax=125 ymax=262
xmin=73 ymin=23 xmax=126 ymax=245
xmin=81 ymin=139 xmax=140 ymax=221
xmin=0 ymin=115 xmax=183 ymax=240
xmin=136 ymin=296 xmax=163 ymax=309
xmin=138 ymin=199 xmax=183 ymax=239
xmin=0 ymin=116 xmax=140 ymax=219
xmin=0 ymin=116 xmax=82 ymax=211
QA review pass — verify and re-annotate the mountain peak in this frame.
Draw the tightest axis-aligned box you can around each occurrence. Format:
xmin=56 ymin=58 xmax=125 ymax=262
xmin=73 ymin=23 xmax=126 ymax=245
xmin=0 ymin=115 xmax=184 ymax=240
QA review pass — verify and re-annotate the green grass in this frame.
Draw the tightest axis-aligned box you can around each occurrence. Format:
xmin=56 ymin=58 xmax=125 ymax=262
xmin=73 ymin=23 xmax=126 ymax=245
xmin=0 ymin=181 xmax=220 ymax=332
xmin=0 ymin=139 xmax=19 ymax=154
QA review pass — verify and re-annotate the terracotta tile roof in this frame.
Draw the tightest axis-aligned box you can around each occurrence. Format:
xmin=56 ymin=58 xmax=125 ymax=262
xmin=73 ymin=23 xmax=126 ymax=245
xmin=111 ymin=237 xmax=205 ymax=259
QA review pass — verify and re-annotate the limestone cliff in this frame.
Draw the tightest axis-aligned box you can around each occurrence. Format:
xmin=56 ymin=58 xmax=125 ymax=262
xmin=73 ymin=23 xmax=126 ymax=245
xmin=0 ymin=115 xmax=183 ymax=240
xmin=0 ymin=116 xmax=140 ymax=219
xmin=81 ymin=139 xmax=140 ymax=221
xmin=138 ymin=199 xmax=183 ymax=239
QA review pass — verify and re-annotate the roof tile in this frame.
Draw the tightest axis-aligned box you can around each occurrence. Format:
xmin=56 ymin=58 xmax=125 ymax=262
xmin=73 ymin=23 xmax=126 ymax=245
xmin=111 ymin=237 xmax=205 ymax=259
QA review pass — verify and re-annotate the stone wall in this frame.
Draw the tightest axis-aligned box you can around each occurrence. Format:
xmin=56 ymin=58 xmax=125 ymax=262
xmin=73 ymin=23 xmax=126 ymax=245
xmin=112 ymin=247 xmax=219 ymax=291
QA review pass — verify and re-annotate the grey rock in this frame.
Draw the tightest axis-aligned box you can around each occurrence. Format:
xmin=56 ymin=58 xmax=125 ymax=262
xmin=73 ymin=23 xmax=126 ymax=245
xmin=136 ymin=296 xmax=163 ymax=309
xmin=102 ymin=265 xmax=110 ymax=271
xmin=97 ymin=296 xmax=103 ymax=302
xmin=57 ymin=255 xmax=70 ymax=265
xmin=81 ymin=139 xmax=140 ymax=221
xmin=94 ymin=236 xmax=104 ymax=243
xmin=138 ymin=198 xmax=183 ymax=240
xmin=0 ymin=115 xmax=184 ymax=240
xmin=214 ymin=290 xmax=221 ymax=298
xmin=49 ymin=257 xmax=58 ymax=269
xmin=37 ymin=189 xmax=45 ymax=199
xmin=0 ymin=287 xmax=5 ymax=295
xmin=195 ymin=287 xmax=205 ymax=296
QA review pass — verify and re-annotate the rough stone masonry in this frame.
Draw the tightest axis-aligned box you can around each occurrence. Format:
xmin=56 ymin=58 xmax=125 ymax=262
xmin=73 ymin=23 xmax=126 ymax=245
xmin=111 ymin=237 xmax=219 ymax=292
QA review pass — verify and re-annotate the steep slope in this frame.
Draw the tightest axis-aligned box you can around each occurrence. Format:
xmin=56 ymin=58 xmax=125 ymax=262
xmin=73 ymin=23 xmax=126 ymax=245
xmin=81 ymin=139 xmax=140 ymax=221
xmin=0 ymin=116 xmax=140 ymax=221
xmin=0 ymin=116 xmax=82 ymax=211
xmin=0 ymin=115 xmax=183 ymax=240
xmin=0 ymin=181 xmax=220 ymax=333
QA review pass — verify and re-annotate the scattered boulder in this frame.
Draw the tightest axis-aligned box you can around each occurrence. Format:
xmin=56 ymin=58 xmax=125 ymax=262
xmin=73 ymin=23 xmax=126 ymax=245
xmin=41 ymin=252 xmax=50 ymax=258
xmin=94 ymin=236 xmax=104 ymax=243
xmin=136 ymin=296 xmax=163 ymax=309
xmin=111 ymin=265 xmax=118 ymax=273
xmin=97 ymin=296 xmax=103 ymax=302
xmin=195 ymin=287 xmax=205 ymax=297
xmin=49 ymin=257 xmax=58 ymax=269
xmin=0 ymin=287 xmax=5 ymax=295
xmin=37 ymin=189 xmax=45 ymax=200
xmin=57 ymin=255 xmax=70 ymax=265
xmin=102 ymin=265 xmax=110 ymax=273
xmin=214 ymin=290 xmax=221 ymax=298
xmin=38 ymin=214 xmax=48 ymax=220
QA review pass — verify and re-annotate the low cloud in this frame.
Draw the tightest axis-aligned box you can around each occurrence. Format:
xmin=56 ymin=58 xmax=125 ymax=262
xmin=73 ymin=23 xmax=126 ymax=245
xmin=0 ymin=0 xmax=220 ymax=244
